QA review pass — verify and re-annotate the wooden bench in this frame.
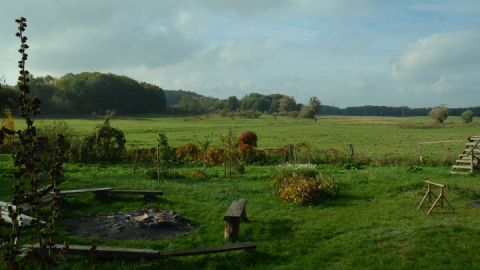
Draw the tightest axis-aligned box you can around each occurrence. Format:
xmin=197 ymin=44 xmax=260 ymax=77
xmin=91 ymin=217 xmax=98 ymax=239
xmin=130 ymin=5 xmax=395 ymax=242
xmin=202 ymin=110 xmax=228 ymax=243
xmin=224 ymin=199 xmax=248 ymax=242
xmin=105 ymin=190 xmax=163 ymax=200
xmin=24 ymin=242 xmax=256 ymax=260
xmin=57 ymin=188 xmax=163 ymax=201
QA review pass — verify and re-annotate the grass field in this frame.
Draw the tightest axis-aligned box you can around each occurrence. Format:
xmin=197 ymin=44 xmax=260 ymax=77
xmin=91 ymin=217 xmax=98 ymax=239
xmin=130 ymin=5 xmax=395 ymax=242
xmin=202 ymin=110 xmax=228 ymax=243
xmin=2 ymin=157 xmax=480 ymax=269
xmin=28 ymin=115 xmax=480 ymax=163
xmin=2 ymin=115 xmax=480 ymax=269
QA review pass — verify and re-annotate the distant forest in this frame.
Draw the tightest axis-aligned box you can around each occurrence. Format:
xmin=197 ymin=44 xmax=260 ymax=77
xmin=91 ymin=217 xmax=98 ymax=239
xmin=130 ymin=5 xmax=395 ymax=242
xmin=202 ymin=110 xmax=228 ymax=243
xmin=1 ymin=72 xmax=479 ymax=117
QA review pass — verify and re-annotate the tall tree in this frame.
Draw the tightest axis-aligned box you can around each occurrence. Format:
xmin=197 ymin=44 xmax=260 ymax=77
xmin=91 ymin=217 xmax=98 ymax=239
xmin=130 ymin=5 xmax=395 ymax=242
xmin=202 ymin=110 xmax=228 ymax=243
xmin=226 ymin=96 xmax=239 ymax=112
xmin=279 ymin=95 xmax=297 ymax=112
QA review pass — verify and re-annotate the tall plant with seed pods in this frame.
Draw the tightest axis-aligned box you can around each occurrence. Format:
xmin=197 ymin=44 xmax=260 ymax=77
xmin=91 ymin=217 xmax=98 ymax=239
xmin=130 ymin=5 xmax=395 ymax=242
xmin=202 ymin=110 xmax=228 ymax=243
xmin=1 ymin=17 xmax=67 ymax=269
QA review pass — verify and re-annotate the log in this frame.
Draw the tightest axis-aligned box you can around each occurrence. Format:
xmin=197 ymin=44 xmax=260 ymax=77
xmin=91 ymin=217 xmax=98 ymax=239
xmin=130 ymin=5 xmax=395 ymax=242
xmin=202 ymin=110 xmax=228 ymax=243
xmin=24 ymin=242 xmax=256 ymax=260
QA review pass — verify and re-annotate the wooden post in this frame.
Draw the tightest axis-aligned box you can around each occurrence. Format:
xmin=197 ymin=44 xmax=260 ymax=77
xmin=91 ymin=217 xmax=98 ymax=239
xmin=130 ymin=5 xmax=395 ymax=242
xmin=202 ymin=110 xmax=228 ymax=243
xmin=156 ymin=146 xmax=160 ymax=182
xmin=224 ymin=217 xmax=240 ymax=242
xmin=471 ymin=149 xmax=474 ymax=174
xmin=224 ymin=199 xmax=247 ymax=242
xmin=349 ymin=144 xmax=355 ymax=161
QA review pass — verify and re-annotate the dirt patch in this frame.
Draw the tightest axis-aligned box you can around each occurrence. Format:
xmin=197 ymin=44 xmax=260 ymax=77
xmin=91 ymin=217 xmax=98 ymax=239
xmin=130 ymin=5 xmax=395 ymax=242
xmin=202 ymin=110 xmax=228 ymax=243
xmin=63 ymin=209 xmax=194 ymax=240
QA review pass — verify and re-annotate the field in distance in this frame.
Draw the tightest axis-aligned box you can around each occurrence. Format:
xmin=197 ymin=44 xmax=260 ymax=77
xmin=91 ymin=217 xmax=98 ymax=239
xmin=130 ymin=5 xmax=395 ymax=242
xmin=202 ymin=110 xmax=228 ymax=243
xmin=27 ymin=115 xmax=480 ymax=162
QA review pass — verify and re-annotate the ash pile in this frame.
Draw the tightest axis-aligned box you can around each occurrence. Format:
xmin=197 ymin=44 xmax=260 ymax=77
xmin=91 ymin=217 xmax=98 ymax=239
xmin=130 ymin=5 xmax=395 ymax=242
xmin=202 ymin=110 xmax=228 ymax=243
xmin=65 ymin=209 xmax=194 ymax=240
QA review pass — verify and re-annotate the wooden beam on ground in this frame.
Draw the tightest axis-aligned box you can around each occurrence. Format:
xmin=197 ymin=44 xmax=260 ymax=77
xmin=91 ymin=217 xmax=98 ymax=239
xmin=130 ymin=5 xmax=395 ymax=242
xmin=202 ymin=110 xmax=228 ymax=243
xmin=162 ymin=242 xmax=256 ymax=257
xmin=24 ymin=242 xmax=256 ymax=260
xmin=59 ymin=187 xmax=113 ymax=195
xmin=105 ymin=189 xmax=163 ymax=200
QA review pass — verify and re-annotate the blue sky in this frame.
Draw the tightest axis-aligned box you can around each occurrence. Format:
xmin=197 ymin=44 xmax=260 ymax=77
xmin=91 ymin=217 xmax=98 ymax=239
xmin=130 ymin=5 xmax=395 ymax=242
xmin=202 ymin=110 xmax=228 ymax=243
xmin=1 ymin=0 xmax=480 ymax=107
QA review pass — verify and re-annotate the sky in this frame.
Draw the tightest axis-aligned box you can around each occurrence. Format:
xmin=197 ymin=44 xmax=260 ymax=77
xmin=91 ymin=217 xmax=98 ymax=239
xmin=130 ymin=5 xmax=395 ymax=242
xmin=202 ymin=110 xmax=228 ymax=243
xmin=1 ymin=0 xmax=480 ymax=108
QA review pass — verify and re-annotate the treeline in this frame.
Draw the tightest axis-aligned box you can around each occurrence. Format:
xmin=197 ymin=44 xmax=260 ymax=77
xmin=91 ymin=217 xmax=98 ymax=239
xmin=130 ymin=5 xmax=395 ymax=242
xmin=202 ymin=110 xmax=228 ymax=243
xmin=320 ymin=105 xmax=480 ymax=117
xmin=1 ymin=71 xmax=479 ymax=117
xmin=171 ymin=93 xmax=304 ymax=115
xmin=1 ymin=72 xmax=166 ymax=115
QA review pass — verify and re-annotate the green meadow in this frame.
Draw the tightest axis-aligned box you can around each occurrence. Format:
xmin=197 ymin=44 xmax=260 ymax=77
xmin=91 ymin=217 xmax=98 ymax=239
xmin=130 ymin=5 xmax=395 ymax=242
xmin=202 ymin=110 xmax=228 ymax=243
xmin=31 ymin=115 xmax=480 ymax=160
xmin=2 ymin=115 xmax=480 ymax=269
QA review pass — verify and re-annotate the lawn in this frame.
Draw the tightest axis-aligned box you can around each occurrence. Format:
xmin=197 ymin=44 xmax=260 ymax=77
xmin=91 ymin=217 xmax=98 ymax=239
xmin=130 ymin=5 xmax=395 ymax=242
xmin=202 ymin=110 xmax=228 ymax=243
xmin=2 ymin=115 xmax=480 ymax=269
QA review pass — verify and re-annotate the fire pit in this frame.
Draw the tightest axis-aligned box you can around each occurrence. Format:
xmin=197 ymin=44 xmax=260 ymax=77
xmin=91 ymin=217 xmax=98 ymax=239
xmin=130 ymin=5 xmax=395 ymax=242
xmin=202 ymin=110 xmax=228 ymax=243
xmin=64 ymin=209 xmax=194 ymax=240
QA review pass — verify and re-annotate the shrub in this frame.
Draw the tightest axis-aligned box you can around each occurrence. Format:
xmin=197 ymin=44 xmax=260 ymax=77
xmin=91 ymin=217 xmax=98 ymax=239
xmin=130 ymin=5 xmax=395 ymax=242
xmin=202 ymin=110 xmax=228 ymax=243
xmin=272 ymin=163 xmax=339 ymax=205
xmin=77 ymin=118 xmax=126 ymax=162
xmin=429 ymin=106 xmax=448 ymax=123
xmin=462 ymin=110 xmax=474 ymax=123
xmin=273 ymin=173 xmax=339 ymax=205
xmin=205 ymin=146 xmax=224 ymax=165
xmin=175 ymin=143 xmax=200 ymax=163
xmin=238 ymin=131 xmax=259 ymax=163
xmin=157 ymin=133 xmax=174 ymax=163
xmin=1 ymin=109 xmax=15 ymax=145
xmin=238 ymin=131 xmax=258 ymax=147
xmin=37 ymin=120 xmax=78 ymax=159
xmin=238 ymin=110 xmax=262 ymax=119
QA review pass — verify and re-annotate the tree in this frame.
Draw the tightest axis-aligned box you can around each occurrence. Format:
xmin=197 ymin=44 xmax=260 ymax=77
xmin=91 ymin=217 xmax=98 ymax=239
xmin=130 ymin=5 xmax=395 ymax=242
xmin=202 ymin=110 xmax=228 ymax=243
xmin=299 ymin=97 xmax=321 ymax=119
xmin=462 ymin=110 xmax=474 ymax=123
xmin=226 ymin=96 xmax=239 ymax=112
xmin=279 ymin=95 xmax=297 ymax=112
xmin=429 ymin=106 xmax=448 ymax=123
xmin=179 ymin=95 xmax=201 ymax=115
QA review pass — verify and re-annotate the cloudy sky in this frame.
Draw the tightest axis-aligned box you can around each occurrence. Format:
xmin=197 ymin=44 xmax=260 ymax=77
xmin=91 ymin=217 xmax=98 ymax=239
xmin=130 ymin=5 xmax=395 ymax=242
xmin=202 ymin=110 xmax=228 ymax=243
xmin=1 ymin=0 xmax=480 ymax=107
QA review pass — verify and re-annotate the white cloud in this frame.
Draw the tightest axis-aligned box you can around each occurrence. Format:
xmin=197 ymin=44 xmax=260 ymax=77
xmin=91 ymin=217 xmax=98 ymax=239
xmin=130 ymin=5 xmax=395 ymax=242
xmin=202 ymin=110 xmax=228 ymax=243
xmin=390 ymin=30 xmax=480 ymax=106
xmin=392 ymin=30 xmax=480 ymax=87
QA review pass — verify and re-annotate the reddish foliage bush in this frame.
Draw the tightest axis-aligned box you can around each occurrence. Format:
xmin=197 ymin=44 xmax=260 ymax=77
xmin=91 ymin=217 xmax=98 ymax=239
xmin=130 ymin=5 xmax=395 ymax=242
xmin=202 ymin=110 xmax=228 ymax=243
xmin=238 ymin=131 xmax=258 ymax=163
xmin=175 ymin=143 xmax=200 ymax=162
xmin=238 ymin=131 xmax=257 ymax=147
xmin=205 ymin=146 xmax=225 ymax=165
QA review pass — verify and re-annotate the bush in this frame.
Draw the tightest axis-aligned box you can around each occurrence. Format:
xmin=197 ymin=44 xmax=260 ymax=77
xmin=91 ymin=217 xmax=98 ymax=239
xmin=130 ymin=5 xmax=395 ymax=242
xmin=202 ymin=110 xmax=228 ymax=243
xmin=272 ymin=163 xmax=339 ymax=205
xmin=37 ymin=121 xmax=78 ymax=157
xmin=237 ymin=110 xmax=262 ymax=119
xmin=238 ymin=131 xmax=258 ymax=147
xmin=77 ymin=118 xmax=126 ymax=162
xmin=237 ymin=131 xmax=261 ymax=164
xmin=273 ymin=173 xmax=339 ymax=205
xmin=175 ymin=143 xmax=200 ymax=163
xmin=205 ymin=146 xmax=224 ymax=165
xmin=462 ymin=110 xmax=474 ymax=123
xmin=429 ymin=106 xmax=448 ymax=123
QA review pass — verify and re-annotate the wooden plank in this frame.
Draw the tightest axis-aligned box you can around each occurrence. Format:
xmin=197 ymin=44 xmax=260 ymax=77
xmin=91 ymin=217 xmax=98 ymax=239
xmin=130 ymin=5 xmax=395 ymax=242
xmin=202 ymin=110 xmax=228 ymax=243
xmin=27 ymin=244 xmax=160 ymax=260
xmin=451 ymin=165 xmax=472 ymax=169
xmin=25 ymin=242 xmax=256 ymax=260
xmin=59 ymin=187 xmax=113 ymax=195
xmin=161 ymin=242 xmax=256 ymax=257
xmin=450 ymin=171 xmax=472 ymax=175
xmin=106 ymin=190 xmax=163 ymax=195
xmin=224 ymin=199 xmax=246 ymax=218
xmin=425 ymin=181 xmax=444 ymax=188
